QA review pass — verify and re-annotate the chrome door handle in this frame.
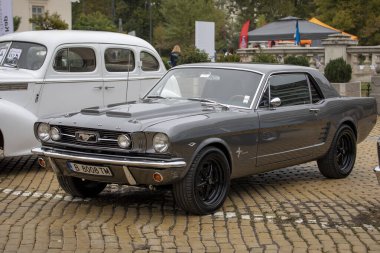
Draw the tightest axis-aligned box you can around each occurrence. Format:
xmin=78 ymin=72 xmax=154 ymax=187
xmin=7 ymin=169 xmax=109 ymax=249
xmin=93 ymin=86 xmax=103 ymax=90
xmin=105 ymin=86 xmax=115 ymax=90
xmin=309 ymin=108 xmax=320 ymax=114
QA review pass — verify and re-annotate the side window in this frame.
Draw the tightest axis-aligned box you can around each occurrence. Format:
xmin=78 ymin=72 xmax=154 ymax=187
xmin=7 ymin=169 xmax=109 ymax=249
xmin=105 ymin=48 xmax=135 ymax=72
xmin=53 ymin=47 xmax=96 ymax=72
xmin=269 ymin=74 xmax=310 ymax=107
xmin=140 ymin=51 xmax=159 ymax=71
xmin=308 ymin=76 xmax=324 ymax=103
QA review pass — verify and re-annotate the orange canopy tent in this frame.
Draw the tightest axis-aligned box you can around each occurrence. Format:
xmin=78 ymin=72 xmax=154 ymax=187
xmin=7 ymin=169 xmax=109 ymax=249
xmin=309 ymin=18 xmax=358 ymax=40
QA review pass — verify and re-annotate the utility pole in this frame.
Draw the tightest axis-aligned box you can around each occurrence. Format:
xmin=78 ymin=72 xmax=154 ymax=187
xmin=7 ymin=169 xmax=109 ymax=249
xmin=149 ymin=0 xmax=152 ymax=43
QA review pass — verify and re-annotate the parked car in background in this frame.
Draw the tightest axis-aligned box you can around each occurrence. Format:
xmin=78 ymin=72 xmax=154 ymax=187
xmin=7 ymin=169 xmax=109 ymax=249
xmin=32 ymin=63 xmax=377 ymax=214
xmin=0 ymin=30 xmax=166 ymax=157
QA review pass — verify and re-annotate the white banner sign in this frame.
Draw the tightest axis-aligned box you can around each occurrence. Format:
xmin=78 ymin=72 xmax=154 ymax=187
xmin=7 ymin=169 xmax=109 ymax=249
xmin=195 ymin=21 xmax=215 ymax=62
xmin=0 ymin=0 xmax=13 ymax=36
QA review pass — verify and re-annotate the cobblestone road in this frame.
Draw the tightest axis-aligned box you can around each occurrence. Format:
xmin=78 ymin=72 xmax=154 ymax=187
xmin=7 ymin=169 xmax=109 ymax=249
xmin=1 ymin=121 xmax=380 ymax=253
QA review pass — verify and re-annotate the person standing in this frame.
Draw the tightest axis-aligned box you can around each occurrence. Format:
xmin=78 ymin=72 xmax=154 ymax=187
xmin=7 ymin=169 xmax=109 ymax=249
xmin=170 ymin=45 xmax=181 ymax=67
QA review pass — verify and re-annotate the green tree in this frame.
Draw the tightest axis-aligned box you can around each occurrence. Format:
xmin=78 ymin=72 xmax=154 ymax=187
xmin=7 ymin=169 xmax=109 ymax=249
xmin=29 ymin=11 xmax=68 ymax=30
xmin=13 ymin=16 xmax=21 ymax=32
xmin=314 ymin=0 xmax=380 ymax=45
xmin=72 ymin=0 xmax=164 ymax=41
xmin=160 ymin=0 xmax=226 ymax=50
xmin=73 ymin=11 xmax=117 ymax=31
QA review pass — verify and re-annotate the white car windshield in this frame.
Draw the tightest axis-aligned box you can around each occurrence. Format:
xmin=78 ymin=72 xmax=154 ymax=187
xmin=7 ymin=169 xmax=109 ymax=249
xmin=147 ymin=67 xmax=263 ymax=108
xmin=0 ymin=41 xmax=47 ymax=70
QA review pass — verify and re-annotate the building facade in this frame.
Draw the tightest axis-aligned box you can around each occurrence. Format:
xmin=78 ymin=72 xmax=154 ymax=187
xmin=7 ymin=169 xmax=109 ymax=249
xmin=13 ymin=0 xmax=73 ymax=32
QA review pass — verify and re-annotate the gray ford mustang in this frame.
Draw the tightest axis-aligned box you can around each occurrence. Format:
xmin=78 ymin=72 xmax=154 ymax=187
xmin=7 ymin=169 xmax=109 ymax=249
xmin=32 ymin=63 xmax=377 ymax=214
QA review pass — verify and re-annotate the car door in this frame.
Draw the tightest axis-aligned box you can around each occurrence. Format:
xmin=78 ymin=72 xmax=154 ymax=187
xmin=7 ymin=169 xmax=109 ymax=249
xmin=101 ymin=45 xmax=141 ymax=105
xmin=256 ymin=73 xmax=325 ymax=167
xmin=38 ymin=44 xmax=104 ymax=117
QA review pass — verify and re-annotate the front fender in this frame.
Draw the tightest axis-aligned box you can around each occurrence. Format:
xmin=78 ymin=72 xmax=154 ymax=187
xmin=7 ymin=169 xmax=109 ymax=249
xmin=178 ymin=137 xmax=233 ymax=179
xmin=0 ymin=99 xmax=39 ymax=157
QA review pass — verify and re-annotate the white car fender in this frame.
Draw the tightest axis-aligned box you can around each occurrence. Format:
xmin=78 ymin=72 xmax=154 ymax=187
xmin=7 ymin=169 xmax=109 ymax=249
xmin=0 ymin=99 xmax=39 ymax=157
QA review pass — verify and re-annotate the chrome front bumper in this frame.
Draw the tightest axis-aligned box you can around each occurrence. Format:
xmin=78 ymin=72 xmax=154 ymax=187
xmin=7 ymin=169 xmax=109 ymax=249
xmin=32 ymin=147 xmax=187 ymax=186
xmin=31 ymin=147 xmax=186 ymax=169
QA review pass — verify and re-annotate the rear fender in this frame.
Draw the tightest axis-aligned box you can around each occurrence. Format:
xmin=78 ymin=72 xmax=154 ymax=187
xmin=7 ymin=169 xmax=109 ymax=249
xmin=0 ymin=99 xmax=39 ymax=157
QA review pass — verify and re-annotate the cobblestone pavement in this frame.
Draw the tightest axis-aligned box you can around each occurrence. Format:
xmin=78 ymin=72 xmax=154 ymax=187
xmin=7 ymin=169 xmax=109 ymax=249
xmin=1 ymin=122 xmax=380 ymax=253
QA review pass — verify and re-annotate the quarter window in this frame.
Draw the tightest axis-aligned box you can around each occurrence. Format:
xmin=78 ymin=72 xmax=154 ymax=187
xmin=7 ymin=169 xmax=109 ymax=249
xmin=104 ymin=48 xmax=135 ymax=72
xmin=53 ymin=47 xmax=96 ymax=72
xmin=140 ymin=51 xmax=159 ymax=71
xmin=309 ymin=76 xmax=324 ymax=103
xmin=269 ymin=74 xmax=310 ymax=107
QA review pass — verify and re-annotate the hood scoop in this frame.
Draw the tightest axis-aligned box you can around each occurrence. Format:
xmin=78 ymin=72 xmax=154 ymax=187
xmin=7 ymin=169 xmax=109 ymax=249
xmin=105 ymin=100 xmax=204 ymax=120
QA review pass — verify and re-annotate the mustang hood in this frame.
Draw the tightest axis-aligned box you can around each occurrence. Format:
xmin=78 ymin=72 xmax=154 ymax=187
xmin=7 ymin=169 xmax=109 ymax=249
xmin=47 ymin=99 xmax=226 ymax=132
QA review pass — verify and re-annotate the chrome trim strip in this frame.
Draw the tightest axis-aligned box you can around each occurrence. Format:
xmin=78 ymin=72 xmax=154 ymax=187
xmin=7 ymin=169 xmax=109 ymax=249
xmin=32 ymin=147 xmax=186 ymax=169
xmin=257 ymin=142 xmax=325 ymax=159
xmin=123 ymin=166 xmax=137 ymax=185
xmin=42 ymin=76 xmax=161 ymax=84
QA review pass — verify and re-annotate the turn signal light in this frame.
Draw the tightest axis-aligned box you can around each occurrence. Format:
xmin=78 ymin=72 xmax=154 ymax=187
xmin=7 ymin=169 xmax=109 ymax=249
xmin=153 ymin=172 xmax=163 ymax=183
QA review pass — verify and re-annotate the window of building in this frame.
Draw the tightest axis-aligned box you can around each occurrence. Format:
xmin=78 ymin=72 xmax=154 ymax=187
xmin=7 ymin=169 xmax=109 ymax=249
xmin=104 ymin=48 xmax=135 ymax=72
xmin=53 ymin=47 xmax=96 ymax=72
xmin=140 ymin=51 xmax=159 ymax=71
xmin=31 ymin=6 xmax=44 ymax=30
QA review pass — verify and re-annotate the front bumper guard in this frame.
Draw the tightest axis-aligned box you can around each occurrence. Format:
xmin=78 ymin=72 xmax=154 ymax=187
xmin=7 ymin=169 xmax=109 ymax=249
xmin=374 ymin=166 xmax=380 ymax=185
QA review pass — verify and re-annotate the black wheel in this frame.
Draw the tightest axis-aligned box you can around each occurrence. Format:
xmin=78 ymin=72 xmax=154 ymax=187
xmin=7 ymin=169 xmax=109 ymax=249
xmin=57 ymin=175 xmax=107 ymax=197
xmin=317 ymin=125 xmax=356 ymax=178
xmin=173 ymin=147 xmax=230 ymax=215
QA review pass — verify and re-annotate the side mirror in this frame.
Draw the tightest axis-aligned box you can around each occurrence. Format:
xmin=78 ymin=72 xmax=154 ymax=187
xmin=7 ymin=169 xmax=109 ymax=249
xmin=270 ymin=97 xmax=281 ymax=108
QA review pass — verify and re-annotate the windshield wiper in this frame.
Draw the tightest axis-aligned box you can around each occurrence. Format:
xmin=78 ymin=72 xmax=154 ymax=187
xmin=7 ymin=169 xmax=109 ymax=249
xmin=188 ymin=97 xmax=230 ymax=110
xmin=146 ymin=95 xmax=167 ymax=99
xmin=3 ymin=63 xmax=19 ymax=69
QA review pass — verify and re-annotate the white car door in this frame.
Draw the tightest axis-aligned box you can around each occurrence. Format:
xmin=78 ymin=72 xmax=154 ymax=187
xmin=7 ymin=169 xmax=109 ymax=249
xmin=37 ymin=44 xmax=104 ymax=117
xmin=101 ymin=45 xmax=141 ymax=105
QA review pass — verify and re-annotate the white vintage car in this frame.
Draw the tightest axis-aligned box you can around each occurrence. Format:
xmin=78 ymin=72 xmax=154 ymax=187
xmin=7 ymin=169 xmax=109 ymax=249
xmin=0 ymin=30 xmax=166 ymax=157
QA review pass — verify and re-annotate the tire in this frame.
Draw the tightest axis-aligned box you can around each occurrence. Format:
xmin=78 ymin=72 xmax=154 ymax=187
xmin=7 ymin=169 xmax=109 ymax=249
xmin=57 ymin=175 xmax=107 ymax=198
xmin=173 ymin=147 xmax=230 ymax=215
xmin=317 ymin=125 xmax=356 ymax=179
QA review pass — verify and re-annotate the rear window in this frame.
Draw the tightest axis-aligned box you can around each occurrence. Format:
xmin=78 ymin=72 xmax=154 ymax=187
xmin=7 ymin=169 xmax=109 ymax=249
xmin=53 ymin=47 xmax=96 ymax=72
xmin=140 ymin=51 xmax=159 ymax=71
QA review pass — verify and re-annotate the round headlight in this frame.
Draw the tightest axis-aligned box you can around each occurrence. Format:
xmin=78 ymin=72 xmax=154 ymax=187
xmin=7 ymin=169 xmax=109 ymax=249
xmin=117 ymin=134 xmax=131 ymax=149
xmin=153 ymin=133 xmax=169 ymax=153
xmin=37 ymin=123 xmax=50 ymax=142
xmin=50 ymin=127 xmax=61 ymax=141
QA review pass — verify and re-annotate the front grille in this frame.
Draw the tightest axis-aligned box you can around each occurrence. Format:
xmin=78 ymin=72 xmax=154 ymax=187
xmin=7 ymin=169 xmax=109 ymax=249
xmin=43 ymin=143 xmax=174 ymax=159
xmin=53 ymin=125 xmax=125 ymax=149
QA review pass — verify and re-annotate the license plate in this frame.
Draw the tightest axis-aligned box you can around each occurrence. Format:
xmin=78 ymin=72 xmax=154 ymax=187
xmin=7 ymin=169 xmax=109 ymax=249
xmin=68 ymin=162 xmax=112 ymax=176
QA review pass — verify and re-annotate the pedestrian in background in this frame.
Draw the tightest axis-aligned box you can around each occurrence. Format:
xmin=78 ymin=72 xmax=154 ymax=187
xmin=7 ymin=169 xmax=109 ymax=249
xmin=170 ymin=45 xmax=181 ymax=67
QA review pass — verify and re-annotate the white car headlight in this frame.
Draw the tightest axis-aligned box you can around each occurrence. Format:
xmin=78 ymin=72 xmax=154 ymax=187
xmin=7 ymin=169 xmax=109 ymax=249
xmin=50 ymin=127 xmax=61 ymax=141
xmin=117 ymin=134 xmax=131 ymax=149
xmin=153 ymin=133 xmax=169 ymax=153
xmin=37 ymin=123 xmax=50 ymax=141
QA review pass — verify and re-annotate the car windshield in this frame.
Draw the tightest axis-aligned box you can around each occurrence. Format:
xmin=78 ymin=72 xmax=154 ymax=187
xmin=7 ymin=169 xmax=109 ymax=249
xmin=0 ymin=41 xmax=47 ymax=70
xmin=146 ymin=67 xmax=263 ymax=108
